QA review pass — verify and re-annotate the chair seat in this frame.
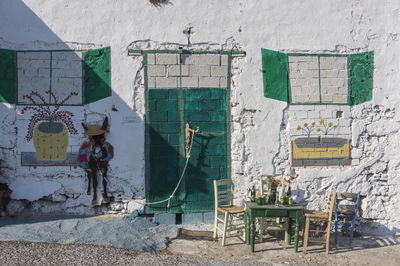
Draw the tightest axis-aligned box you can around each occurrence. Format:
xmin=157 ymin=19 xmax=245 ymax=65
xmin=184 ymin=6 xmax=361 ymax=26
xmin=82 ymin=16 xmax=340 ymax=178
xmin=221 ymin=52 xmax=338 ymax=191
xmin=337 ymin=208 xmax=354 ymax=215
xmin=217 ymin=205 xmax=245 ymax=214
xmin=304 ymin=210 xmax=329 ymax=219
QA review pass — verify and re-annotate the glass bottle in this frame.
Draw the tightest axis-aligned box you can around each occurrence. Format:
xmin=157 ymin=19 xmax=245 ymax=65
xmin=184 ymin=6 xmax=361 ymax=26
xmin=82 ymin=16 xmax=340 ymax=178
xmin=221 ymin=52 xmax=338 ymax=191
xmin=250 ymin=185 xmax=256 ymax=202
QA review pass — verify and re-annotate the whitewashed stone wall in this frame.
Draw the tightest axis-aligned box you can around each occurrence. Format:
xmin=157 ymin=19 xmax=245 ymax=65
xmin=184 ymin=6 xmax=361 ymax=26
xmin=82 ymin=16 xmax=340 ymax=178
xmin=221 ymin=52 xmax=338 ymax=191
xmin=0 ymin=0 xmax=399 ymax=235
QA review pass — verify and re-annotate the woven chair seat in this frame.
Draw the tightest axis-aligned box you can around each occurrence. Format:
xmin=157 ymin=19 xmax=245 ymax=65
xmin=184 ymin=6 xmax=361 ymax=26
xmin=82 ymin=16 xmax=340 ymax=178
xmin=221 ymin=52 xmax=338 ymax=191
xmin=217 ymin=205 xmax=245 ymax=214
xmin=337 ymin=208 xmax=354 ymax=215
xmin=304 ymin=210 xmax=329 ymax=219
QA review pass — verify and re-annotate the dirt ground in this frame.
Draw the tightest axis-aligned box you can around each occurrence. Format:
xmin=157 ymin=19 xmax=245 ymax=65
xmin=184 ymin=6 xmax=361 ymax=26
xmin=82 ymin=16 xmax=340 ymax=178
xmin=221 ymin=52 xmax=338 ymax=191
xmin=165 ymin=229 xmax=400 ymax=265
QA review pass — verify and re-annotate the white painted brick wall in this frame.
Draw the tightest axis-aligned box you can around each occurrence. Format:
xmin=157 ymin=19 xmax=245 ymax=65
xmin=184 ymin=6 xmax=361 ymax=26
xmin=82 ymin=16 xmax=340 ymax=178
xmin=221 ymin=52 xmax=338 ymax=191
xmin=147 ymin=53 xmax=227 ymax=89
xmin=156 ymin=54 xmax=178 ymax=65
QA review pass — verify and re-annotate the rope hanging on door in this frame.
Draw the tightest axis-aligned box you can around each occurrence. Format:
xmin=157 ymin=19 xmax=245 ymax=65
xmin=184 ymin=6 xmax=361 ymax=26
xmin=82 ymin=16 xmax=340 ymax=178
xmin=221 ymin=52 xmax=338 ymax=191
xmin=144 ymin=123 xmax=198 ymax=208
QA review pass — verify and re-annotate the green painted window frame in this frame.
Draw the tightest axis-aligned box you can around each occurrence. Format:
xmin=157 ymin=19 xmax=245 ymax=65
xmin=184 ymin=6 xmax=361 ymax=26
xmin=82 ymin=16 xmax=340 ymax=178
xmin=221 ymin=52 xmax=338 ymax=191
xmin=0 ymin=48 xmax=111 ymax=106
xmin=262 ymin=49 xmax=374 ymax=106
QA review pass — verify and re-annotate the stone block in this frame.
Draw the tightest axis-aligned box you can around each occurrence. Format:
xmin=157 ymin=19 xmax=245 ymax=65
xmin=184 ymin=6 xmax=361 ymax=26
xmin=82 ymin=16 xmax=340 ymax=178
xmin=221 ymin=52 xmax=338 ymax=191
xmin=148 ymin=65 xmax=166 ymax=77
xmin=220 ymin=77 xmax=227 ymax=88
xmin=148 ymin=77 xmax=156 ymax=88
xmin=167 ymin=65 xmax=189 ymax=76
xmin=199 ymin=77 xmax=219 ymax=88
xmin=202 ymin=212 xmax=214 ymax=223
xmin=18 ymin=51 xmax=51 ymax=60
xmin=308 ymin=110 xmax=320 ymax=119
xmin=221 ymin=55 xmax=228 ymax=66
xmin=181 ymin=76 xmax=198 ymax=88
xmin=147 ymin=54 xmax=155 ymax=65
xmin=319 ymin=109 xmax=334 ymax=118
xmin=156 ymin=54 xmax=178 ymax=65
xmin=182 ymin=213 xmax=203 ymax=225
xmin=52 ymin=60 xmax=70 ymax=69
xmin=338 ymin=70 xmax=348 ymax=78
xmin=52 ymin=51 xmax=81 ymax=61
xmin=154 ymin=213 xmax=176 ymax=225
xmin=155 ymin=77 xmax=178 ymax=88
xmin=38 ymin=68 xmax=50 ymax=78
xmin=23 ymin=67 xmax=39 ymax=77
xmin=52 ymin=68 xmax=64 ymax=78
xmin=338 ymin=126 xmax=351 ymax=135
xmin=31 ymin=77 xmax=51 ymax=91
xmin=190 ymin=65 xmax=210 ymax=77
xmin=70 ymin=60 xmax=83 ymax=74
xmin=211 ymin=66 xmax=228 ymax=77
xmin=294 ymin=110 xmax=308 ymax=119
xmin=181 ymin=54 xmax=220 ymax=65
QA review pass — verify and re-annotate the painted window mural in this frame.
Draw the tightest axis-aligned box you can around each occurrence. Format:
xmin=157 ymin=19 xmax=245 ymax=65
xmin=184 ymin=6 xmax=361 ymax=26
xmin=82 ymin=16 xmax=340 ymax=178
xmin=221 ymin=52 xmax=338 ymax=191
xmin=262 ymin=49 xmax=374 ymax=167
xmin=0 ymin=47 xmax=111 ymax=165
xmin=0 ymin=47 xmax=111 ymax=105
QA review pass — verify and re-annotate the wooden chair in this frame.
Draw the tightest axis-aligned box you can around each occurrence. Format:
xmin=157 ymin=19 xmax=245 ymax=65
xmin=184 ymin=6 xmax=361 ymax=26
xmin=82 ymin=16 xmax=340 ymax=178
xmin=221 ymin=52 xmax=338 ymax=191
xmin=213 ymin=179 xmax=246 ymax=246
xmin=303 ymin=189 xmax=336 ymax=254
xmin=334 ymin=192 xmax=360 ymax=245
xmin=258 ymin=176 xmax=285 ymax=243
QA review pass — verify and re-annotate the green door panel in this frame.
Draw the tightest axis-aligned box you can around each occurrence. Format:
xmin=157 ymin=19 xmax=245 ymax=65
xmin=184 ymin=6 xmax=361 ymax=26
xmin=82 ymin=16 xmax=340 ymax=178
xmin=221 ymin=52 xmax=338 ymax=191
xmin=146 ymin=88 xmax=229 ymax=213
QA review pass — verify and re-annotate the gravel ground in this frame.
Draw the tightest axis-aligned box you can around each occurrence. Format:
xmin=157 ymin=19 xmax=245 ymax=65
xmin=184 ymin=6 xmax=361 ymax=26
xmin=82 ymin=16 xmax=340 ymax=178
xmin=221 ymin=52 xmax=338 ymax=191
xmin=0 ymin=241 xmax=269 ymax=266
xmin=0 ymin=215 xmax=399 ymax=265
xmin=0 ymin=215 xmax=178 ymax=251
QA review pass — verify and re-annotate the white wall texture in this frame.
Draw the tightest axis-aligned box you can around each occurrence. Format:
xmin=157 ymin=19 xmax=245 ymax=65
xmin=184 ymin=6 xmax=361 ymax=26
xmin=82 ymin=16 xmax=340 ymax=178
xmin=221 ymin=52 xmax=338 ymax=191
xmin=0 ymin=0 xmax=399 ymax=235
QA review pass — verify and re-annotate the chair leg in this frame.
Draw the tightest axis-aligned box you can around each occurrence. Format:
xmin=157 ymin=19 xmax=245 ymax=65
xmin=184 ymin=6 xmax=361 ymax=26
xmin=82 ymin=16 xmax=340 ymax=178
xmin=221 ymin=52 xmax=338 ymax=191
xmin=213 ymin=210 xmax=218 ymax=239
xmin=303 ymin=217 xmax=310 ymax=254
xmin=326 ymin=220 xmax=332 ymax=254
xmin=350 ymin=220 xmax=355 ymax=244
xmin=334 ymin=219 xmax=338 ymax=245
xmin=259 ymin=218 xmax=264 ymax=243
xmin=222 ymin=212 xmax=229 ymax=247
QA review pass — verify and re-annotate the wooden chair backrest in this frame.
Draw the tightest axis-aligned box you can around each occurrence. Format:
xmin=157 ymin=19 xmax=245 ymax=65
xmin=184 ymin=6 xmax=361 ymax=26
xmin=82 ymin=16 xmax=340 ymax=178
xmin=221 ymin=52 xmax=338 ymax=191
xmin=214 ymin=179 xmax=234 ymax=209
xmin=326 ymin=189 xmax=337 ymax=222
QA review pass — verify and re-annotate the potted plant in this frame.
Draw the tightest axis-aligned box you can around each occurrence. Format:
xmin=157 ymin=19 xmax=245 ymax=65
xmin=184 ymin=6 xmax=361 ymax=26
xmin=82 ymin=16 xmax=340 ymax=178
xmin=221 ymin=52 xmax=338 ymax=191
xmin=20 ymin=90 xmax=79 ymax=161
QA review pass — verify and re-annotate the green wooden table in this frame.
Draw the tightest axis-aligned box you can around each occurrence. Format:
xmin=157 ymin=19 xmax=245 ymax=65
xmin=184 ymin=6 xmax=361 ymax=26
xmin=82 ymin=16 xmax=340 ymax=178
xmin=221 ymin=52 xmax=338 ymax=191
xmin=245 ymin=202 xmax=303 ymax=252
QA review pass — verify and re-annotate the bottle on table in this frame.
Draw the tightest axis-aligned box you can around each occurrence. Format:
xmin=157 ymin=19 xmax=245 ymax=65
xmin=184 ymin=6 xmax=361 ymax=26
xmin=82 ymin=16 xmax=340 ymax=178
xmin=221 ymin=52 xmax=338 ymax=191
xmin=250 ymin=185 xmax=256 ymax=202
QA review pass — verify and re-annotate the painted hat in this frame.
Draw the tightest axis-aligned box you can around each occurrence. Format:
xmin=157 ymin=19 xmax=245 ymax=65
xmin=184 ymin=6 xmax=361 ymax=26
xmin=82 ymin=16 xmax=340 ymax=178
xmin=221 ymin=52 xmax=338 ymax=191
xmin=84 ymin=125 xmax=109 ymax=136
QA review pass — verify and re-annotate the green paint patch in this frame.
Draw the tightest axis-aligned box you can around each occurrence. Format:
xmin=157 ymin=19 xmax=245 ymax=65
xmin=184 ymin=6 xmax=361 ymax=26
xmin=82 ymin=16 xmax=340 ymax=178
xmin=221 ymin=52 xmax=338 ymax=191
xmin=0 ymin=49 xmax=17 ymax=104
xmin=83 ymin=47 xmax=111 ymax=104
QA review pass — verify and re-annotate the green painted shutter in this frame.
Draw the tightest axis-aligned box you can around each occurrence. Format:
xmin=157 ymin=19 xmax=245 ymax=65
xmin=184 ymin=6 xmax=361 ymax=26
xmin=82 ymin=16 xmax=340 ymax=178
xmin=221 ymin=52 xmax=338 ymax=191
xmin=0 ymin=49 xmax=17 ymax=104
xmin=261 ymin=48 xmax=288 ymax=102
xmin=348 ymin=51 xmax=374 ymax=106
xmin=83 ymin=47 xmax=111 ymax=104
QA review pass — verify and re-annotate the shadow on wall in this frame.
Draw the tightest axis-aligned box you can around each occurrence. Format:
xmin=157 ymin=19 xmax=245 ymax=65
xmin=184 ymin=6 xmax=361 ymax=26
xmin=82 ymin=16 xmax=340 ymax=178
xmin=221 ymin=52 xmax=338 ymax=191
xmin=0 ymin=0 xmax=144 ymax=216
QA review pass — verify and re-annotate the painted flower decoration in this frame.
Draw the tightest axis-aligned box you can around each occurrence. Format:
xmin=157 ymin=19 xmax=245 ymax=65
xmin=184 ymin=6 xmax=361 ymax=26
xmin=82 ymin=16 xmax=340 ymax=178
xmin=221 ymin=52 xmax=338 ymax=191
xmin=20 ymin=90 xmax=79 ymax=142
xmin=318 ymin=120 xmax=338 ymax=136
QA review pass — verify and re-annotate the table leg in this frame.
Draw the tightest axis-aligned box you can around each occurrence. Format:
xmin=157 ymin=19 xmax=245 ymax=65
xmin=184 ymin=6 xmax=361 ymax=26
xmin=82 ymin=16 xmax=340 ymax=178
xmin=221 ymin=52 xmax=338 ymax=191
xmin=286 ymin=218 xmax=292 ymax=245
xmin=250 ymin=214 xmax=255 ymax=252
xmin=294 ymin=211 xmax=300 ymax=252
xmin=245 ymin=212 xmax=250 ymax=244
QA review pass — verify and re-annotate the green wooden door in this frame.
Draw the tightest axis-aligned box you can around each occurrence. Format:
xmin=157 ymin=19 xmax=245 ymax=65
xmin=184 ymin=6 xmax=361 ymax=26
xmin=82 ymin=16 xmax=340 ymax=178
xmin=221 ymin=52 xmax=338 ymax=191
xmin=146 ymin=87 xmax=230 ymax=213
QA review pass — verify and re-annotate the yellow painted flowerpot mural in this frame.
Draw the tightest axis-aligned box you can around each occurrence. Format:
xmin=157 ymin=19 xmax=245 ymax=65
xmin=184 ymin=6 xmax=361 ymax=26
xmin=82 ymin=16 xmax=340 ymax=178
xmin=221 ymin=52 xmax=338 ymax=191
xmin=21 ymin=90 xmax=79 ymax=162
xmin=33 ymin=122 xmax=69 ymax=161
